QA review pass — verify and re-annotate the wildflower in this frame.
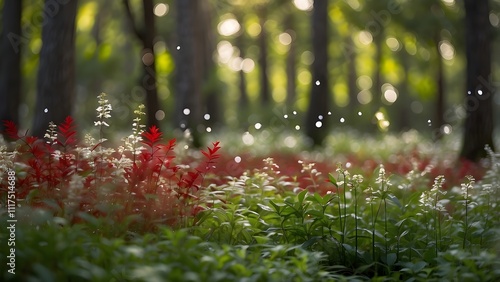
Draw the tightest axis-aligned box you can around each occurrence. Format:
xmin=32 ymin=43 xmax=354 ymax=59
xmin=44 ymin=121 xmax=58 ymax=145
xmin=94 ymin=93 xmax=112 ymax=127
xmin=461 ymin=175 xmax=475 ymax=198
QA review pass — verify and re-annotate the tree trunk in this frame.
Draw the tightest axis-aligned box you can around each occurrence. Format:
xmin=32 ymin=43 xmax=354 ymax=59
xmin=257 ymin=6 xmax=271 ymax=106
xmin=285 ymin=14 xmax=297 ymax=108
xmin=33 ymin=0 xmax=78 ymax=137
xmin=198 ymin=0 xmax=221 ymax=128
xmin=305 ymin=0 xmax=329 ymax=146
xmin=175 ymin=0 xmax=202 ymax=147
xmin=460 ymin=0 xmax=495 ymax=161
xmin=434 ymin=33 xmax=445 ymax=140
xmin=123 ymin=0 xmax=160 ymax=128
xmin=0 ymin=0 xmax=22 ymax=136
xmin=142 ymin=0 xmax=160 ymax=128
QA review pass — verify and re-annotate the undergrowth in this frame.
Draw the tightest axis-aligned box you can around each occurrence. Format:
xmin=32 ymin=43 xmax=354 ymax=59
xmin=0 ymin=93 xmax=498 ymax=281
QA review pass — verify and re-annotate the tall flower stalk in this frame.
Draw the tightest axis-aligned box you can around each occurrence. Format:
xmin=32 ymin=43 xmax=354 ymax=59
xmin=461 ymin=175 xmax=475 ymax=249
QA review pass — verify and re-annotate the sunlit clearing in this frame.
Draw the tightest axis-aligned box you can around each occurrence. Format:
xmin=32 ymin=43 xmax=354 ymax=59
xmin=284 ymin=136 xmax=297 ymax=148
xmin=229 ymin=57 xmax=243 ymax=71
xmin=298 ymin=70 xmax=311 ymax=85
xmin=217 ymin=41 xmax=234 ymax=64
xmin=77 ymin=2 xmax=97 ymax=32
xmin=234 ymin=156 xmax=242 ymax=163
xmin=384 ymin=89 xmax=398 ymax=104
xmin=154 ymin=41 xmax=166 ymax=54
xmin=411 ymin=101 xmax=423 ymax=113
xmin=442 ymin=124 xmax=452 ymax=135
xmin=380 ymin=120 xmax=390 ymax=130
xmin=315 ymin=121 xmax=322 ymax=128
xmin=183 ymin=108 xmax=190 ymax=115
xmin=254 ymin=123 xmax=262 ymax=130
xmin=301 ymin=51 xmax=314 ymax=65
xmin=346 ymin=0 xmax=361 ymax=10
xmin=441 ymin=0 xmax=455 ymax=6
xmin=375 ymin=111 xmax=385 ymax=121
xmin=357 ymin=90 xmax=372 ymax=105
xmin=242 ymin=132 xmax=254 ymax=145
xmin=247 ymin=22 xmax=261 ymax=37
xmin=439 ymin=40 xmax=455 ymax=60
xmin=357 ymin=75 xmax=372 ymax=90
xmin=358 ymin=31 xmax=373 ymax=45
xmin=154 ymin=3 xmax=169 ymax=17
xmin=490 ymin=13 xmax=500 ymax=27
xmin=218 ymin=17 xmax=240 ymax=37
xmin=293 ymin=0 xmax=313 ymax=11
xmin=241 ymin=58 xmax=255 ymax=73
xmin=204 ymin=114 xmax=210 ymax=120
xmin=155 ymin=110 xmax=165 ymax=121
xmin=386 ymin=37 xmax=400 ymax=51
xmin=278 ymin=32 xmax=292 ymax=45
xmin=31 ymin=38 xmax=42 ymax=54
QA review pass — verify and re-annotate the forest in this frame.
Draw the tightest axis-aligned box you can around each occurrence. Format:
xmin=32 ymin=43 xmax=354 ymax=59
xmin=0 ymin=0 xmax=500 ymax=281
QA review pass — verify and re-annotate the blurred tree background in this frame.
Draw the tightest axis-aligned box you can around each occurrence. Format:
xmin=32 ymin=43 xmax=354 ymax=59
xmin=0 ymin=0 xmax=499 ymax=160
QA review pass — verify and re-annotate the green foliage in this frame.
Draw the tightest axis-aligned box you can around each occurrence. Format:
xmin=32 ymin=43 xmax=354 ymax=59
xmin=0 ymin=99 xmax=498 ymax=280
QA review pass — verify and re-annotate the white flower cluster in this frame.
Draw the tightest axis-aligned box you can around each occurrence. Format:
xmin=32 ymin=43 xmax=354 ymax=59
xmin=419 ymin=175 xmax=448 ymax=213
xmin=44 ymin=121 xmax=58 ymax=145
xmin=94 ymin=92 xmax=112 ymax=127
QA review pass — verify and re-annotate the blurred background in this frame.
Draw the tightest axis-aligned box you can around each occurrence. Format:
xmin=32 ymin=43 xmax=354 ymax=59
xmin=0 ymin=0 xmax=499 ymax=158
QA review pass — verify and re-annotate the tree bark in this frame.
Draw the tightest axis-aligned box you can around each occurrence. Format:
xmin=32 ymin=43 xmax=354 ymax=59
xmin=257 ymin=6 xmax=271 ymax=106
xmin=175 ymin=0 xmax=202 ymax=147
xmin=0 ymin=0 xmax=22 ymax=136
xmin=123 ymin=0 xmax=160 ymax=128
xmin=434 ymin=33 xmax=445 ymax=140
xmin=33 ymin=0 xmax=78 ymax=137
xmin=285 ymin=14 xmax=297 ymax=108
xmin=460 ymin=0 xmax=495 ymax=161
xmin=305 ymin=0 xmax=330 ymax=146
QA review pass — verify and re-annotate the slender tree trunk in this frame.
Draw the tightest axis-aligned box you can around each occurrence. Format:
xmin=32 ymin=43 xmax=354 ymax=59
xmin=285 ymin=14 xmax=297 ymax=108
xmin=305 ymin=0 xmax=329 ymax=146
xmin=0 ymin=0 xmax=22 ymax=136
xmin=123 ymin=0 xmax=160 ymax=128
xmin=346 ymin=35 xmax=357 ymax=113
xmin=460 ymin=0 xmax=495 ymax=161
xmin=33 ymin=0 xmax=78 ymax=137
xmin=198 ymin=0 xmax=221 ymax=128
xmin=142 ymin=0 xmax=160 ymax=128
xmin=175 ymin=0 xmax=202 ymax=147
xmin=396 ymin=49 xmax=410 ymax=131
xmin=372 ymin=32 xmax=383 ymax=113
xmin=434 ymin=34 xmax=445 ymax=140
xmin=257 ymin=6 xmax=271 ymax=106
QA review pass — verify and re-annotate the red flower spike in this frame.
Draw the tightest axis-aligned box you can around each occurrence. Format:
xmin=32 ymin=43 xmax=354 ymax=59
xmin=57 ymin=116 xmax=77 ymax=147
xmin=2 ymin=120 xmax=20 ymax=140
xmin=142 ymin=125 xmax=163 ymax=148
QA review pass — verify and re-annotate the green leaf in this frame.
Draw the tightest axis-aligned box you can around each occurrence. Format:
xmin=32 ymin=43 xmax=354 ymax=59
xmin=328 ymin=173 xmax=338 ymax=187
